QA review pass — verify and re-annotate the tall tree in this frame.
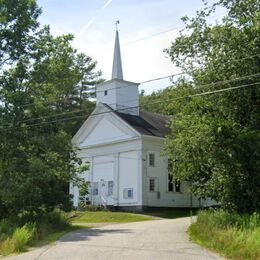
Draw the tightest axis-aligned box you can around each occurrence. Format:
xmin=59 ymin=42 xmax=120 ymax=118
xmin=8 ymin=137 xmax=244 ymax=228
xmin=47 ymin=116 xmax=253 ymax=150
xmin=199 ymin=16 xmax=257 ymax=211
xmin=0 ymin=0 xmax=41 ymax=68
xmin=162 ymin=0 xmax=260 ymax=212
xmin=0 ymin=1 xmax=101 ymax=217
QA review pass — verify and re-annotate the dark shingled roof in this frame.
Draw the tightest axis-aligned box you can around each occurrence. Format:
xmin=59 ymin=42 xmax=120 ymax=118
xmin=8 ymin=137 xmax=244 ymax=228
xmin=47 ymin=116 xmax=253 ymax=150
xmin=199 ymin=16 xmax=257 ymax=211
xmin=115 ymin=110 xmax=171 ymax=138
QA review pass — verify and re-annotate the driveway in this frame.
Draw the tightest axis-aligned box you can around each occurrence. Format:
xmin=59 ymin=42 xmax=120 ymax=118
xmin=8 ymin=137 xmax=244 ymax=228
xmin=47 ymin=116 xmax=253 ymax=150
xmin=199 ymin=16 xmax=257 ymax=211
xmin=6 ymin=217 xmax=222 ymax=260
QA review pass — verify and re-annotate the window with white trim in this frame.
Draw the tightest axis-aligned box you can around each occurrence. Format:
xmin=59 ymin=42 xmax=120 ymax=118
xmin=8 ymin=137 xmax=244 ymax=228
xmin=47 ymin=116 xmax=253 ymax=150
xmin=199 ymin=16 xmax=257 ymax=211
xmin=168 ymin=159 xmax=181 ymax=192
xmin=92 ymin=182 xmax=98 ymax=195
xmin=149 ymin=178 xmax=155 ymax=192
xmin=108 ymin=181 xmax=113 ymax=196
xmin=123 ymin=188 xmax=133 ymax=199
xmin=104 ymin=90 xmax=108 ymax=96
xmin=148 ymin=153 xmax=155 ymax=167
xmin=168 ymin=174 xmax=181 ymax=192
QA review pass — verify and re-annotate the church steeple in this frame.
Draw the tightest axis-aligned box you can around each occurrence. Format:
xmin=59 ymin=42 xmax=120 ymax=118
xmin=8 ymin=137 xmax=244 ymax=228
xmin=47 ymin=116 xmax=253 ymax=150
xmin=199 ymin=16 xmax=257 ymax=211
xmin=112 ymin=22 xmax=123 ymax=80
xmin=96 ymin=22 xmax=140 ymax=115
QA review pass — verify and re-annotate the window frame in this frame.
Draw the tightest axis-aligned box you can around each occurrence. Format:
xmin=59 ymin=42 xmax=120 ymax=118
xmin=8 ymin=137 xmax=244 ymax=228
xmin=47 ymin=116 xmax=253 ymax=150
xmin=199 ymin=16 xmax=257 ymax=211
xmin=92 ymin=182 xmax=99 ymax=195
xmin=108 ymin=181 xmax=113 ymax=196
xmin=104 ymin=90 xmax=108 ymax=96
xmin=168 ymin=158 xmax=181 ymax=193
xmin=149 ymin=178 xmax=156 ymax=192
xmin=123 ymin=188 xmax=133 ymax=199
xmin=148 ymin=153 xmax=155 ymax=167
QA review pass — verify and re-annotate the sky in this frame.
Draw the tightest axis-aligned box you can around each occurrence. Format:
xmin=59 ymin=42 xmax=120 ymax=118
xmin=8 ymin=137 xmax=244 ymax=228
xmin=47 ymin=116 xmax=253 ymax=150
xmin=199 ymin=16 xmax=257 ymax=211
xmin=37 ymin=0 xmax=225 ymax=94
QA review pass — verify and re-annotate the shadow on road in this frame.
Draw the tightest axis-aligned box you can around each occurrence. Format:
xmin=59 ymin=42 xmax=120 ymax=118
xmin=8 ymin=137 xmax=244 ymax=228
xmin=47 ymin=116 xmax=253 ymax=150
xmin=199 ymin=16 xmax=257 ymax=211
xmin=59 ymin=228 xmax=132 ymax=242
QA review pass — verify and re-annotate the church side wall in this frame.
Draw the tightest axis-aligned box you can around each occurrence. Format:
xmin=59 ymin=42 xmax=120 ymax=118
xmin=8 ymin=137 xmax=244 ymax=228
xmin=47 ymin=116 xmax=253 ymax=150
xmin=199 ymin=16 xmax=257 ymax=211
xmin=141 ymin=137 xmax=203 ymax=208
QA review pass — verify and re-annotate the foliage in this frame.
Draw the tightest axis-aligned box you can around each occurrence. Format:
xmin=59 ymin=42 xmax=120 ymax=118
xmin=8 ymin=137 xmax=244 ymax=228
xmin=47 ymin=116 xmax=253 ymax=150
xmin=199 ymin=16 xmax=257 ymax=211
xmin=189 ymin=210 xmax=260 ymax=259
xmin=0 ymin=0 xmax=101 ymax=217
xmin=0 ymin=210 xmax=72 ymax=256
xmin=154 ymin=0 xmax=260 ymax=212
xmin=78 ymin=204 xmax=107 ymax=212
xmin=0 ymin=0 xmax=41 ymax=68
xmin=12 ymin=224 xmax=35 ymax=252
xmin=78 ymin=180 xmax=90 ymax=209
xmin=0 ymin=238 xmax=15 ymax=256
xmin=0 ymin=223 xmax=35 ymax=255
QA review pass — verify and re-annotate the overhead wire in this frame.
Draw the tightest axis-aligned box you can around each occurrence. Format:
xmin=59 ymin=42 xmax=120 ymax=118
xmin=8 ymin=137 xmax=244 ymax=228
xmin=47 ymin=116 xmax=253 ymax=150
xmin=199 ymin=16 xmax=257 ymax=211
xmin=8 ymin=53 xmax=260 ymax=110
xmin=91 ymin=25 xmax=184 ymax=55
xmin=3 ymin=71 xmax=259 ymax=126
xmin=1 ymin=80 xmax=259 ymax=132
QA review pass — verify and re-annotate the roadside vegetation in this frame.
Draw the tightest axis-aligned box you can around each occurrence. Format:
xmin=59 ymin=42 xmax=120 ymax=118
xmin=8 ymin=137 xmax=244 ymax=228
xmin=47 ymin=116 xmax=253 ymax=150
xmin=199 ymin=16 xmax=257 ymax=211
xmin=0 ymin=210 xmax=76 ymax=256
xmin=189 ymin=210 xmax=260 ymax=259
xmin=141 ymin=0 xmax=259 ymax=257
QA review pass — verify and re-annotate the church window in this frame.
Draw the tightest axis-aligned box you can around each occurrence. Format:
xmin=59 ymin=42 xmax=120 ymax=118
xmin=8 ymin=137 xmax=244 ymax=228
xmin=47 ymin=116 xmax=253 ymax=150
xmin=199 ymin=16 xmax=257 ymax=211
xmin=168 ymin=174 xmax=181 ymax=192
xmin=123 ymin=188 xmax=133 ymax=199
xmin=149 ymin=178 xmax=155 ymax=192
xmin=168 ymin=174 xmax=174 ymax=192
xmin=92 ymin=182 xmax=98 ymax=195
xmin=104 ymin=90 xmax=108 ymax=96
xmin=108 ymin=181 xmax=113 ymax=196
xmin=175 ymin=180 xmax=181 ymax=192
xmin=148 ymin=153 xmax=155 ymax=167
xmin=168 ymin=159 xmax=181 ymax=192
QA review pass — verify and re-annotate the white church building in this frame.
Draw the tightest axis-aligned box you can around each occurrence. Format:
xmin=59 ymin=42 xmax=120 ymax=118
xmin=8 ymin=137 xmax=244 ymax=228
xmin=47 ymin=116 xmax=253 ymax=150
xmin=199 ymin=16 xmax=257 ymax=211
xmin=70 ymin=29 xmax=213 ymax=209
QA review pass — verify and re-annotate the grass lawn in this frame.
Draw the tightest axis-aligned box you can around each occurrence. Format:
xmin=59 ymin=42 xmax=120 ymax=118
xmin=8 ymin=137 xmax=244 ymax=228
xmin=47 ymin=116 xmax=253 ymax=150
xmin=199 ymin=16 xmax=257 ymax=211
xmin=71 ymin=208 xmax=193 ymax=224
xmin=72 ymin=211 xmax=154 ymax=223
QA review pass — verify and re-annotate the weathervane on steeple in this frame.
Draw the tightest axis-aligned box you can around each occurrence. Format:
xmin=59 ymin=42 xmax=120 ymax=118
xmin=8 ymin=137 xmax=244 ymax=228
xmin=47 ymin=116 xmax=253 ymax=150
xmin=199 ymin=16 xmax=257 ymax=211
xmin=115 ymin=20 xmax=120 ymax=31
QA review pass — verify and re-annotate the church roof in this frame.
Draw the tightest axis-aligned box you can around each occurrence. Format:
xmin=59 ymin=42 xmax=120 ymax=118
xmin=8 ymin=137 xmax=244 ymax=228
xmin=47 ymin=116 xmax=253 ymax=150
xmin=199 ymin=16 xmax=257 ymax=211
xmin=115 ymin=110 xmax=171 ymax=138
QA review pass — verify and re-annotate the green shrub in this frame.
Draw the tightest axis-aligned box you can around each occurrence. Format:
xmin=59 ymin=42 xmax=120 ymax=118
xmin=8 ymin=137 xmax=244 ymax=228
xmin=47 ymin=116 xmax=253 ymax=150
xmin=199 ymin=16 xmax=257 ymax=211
xmin=44 ymin=210 xmax=70 ymax=230
xmin=12 ymin=224 xmax=35 ymax=252
xmin=0 ymin=238 xmax=15 ymax=256
xmin=0 ymin=209 xmax=72 ymax=256
xmin=0 ymin=219 xmax=14 ymax=237
xmin=81 ymin=204 xmax=107 ymax=212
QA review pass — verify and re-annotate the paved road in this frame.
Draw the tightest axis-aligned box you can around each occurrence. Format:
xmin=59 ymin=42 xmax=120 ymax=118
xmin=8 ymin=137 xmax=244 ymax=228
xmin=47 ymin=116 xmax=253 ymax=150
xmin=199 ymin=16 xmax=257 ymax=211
xmin=6 ymin=217 xmax=222 ymax=260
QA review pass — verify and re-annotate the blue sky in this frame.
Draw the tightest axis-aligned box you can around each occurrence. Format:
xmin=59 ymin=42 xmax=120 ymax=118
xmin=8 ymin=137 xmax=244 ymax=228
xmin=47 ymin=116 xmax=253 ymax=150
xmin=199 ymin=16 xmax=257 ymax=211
xmin=37 ymin=0 xmax=225 ymax=93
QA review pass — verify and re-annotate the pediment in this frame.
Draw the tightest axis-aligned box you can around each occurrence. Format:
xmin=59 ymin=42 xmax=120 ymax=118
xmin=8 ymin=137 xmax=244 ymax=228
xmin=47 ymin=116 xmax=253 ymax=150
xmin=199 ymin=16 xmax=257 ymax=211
xmin=81 ymin=117 xmax=131 ymax=146
xmin=73 ymin=110 xmax=140 ymax=148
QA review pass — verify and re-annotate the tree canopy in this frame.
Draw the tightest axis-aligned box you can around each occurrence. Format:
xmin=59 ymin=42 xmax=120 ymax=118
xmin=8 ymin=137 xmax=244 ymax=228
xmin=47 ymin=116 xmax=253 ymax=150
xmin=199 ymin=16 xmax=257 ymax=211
xmin=141 ymin=0 xmax=260 ymax=212
xmin=0 ymin=0 xmax=101 ymax=217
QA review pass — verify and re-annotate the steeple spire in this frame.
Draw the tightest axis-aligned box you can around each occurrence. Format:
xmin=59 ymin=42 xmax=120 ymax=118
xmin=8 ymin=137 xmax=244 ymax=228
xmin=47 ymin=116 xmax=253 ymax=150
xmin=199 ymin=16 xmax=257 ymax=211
xmin=112 ymin=21 xmax=123 ymax=80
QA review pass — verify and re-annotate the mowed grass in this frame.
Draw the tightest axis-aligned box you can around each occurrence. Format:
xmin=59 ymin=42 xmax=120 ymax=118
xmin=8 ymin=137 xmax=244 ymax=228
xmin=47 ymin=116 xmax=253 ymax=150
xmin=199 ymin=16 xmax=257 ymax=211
xmin=72 ymin=211 xmax=154 ymax=223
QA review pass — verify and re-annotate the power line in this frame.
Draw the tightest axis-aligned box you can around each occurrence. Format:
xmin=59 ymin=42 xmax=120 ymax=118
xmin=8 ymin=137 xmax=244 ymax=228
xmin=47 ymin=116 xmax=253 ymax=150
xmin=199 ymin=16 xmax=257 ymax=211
xmin=90 ymin=10 xmax=228 ymax=56
xmin=1 ymin=81 xmax=259 ymax=132
xmin=10 ymin=53 xmax=260 ymax=109
xmin=2 ymin=72 xmax=260 ymax=126
xmin=94 ymin=72 xmax=260 ymax=94
xmin=91 ymin=25 xmax=184 ymax=55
